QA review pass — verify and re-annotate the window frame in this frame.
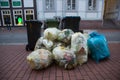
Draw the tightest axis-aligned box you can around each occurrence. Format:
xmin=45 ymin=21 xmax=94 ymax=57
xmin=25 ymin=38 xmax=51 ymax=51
xmin=87 ymin=0 xmax=98 ymax=12
xmin=65 ymin=0 xmax=77 ymax=11
xmin=24 ymin=9 xmax=35 ymax=20
xmin=1 ymin=10 xmax=12 ymax=26
xmin=44 ymin=0 xmax=56 ymax=12
xmin=13 ymin=9 xmax=23 ymax=26
xmin=0 ymin=0 xmax=10 ymax=8
xmin=12 ymin=0 xmax=22 ymax=8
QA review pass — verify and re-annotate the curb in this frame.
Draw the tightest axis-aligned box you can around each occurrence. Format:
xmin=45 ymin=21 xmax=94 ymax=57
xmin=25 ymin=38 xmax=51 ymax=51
xmin=0 ymin=42 xmax=27 ymax=45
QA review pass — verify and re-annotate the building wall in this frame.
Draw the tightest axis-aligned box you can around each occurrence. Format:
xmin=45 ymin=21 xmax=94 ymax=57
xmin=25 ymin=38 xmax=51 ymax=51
xmin=36 ymin=0 xmax=104 ymax=20
xmin=104 ymin=0 xmax=119 ymax=20
xmin=0 ymin=0 xmax=36 ymax=27
xmin=118 ymin=0 xmax=120 ymax=20
xmin=0 ymin=0 xmax=105 ymax=27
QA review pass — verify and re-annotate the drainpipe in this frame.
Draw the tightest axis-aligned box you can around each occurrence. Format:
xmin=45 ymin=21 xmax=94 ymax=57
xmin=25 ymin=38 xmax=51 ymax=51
xmin=102 ymin=0 xmax=106 ymax=26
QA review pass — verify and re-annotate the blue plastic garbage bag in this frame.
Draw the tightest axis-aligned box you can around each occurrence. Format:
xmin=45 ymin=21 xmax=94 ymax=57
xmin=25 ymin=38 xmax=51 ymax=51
xmin=87 ymin=32 xmax=110 ymax=63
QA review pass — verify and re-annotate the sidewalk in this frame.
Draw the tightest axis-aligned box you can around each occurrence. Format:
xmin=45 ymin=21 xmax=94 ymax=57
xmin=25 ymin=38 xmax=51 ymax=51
xmin=0 ymin=27 xmax=120 ymax=80
xmin=0 ymin=27 xmax=27 ymax=45
xmin=0 ymin=27 xmax=120 ymax=45
xmin=0 ymin=43 xmax=120 ymax=80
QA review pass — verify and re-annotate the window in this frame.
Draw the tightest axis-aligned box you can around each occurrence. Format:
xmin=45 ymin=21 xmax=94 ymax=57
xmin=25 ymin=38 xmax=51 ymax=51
xmin=24 ymin=0 xmax=33 ymax=7
xmin=13 ymin=10 xmax=23 ymax=26
xmin=0 ymin=18 xmax=1 ymax=26
xmin=0 ymin=0 xmax=9 ymax=8
xmin=45 ymin=0 xmax=55 ymax=11
xmin=12 ymin=0 xmax=22 ymax=7
xmin=66 ymin=0 xmax=76 ymax=11
xmin=88 ymin=0 xmax=97 ymax=11
xmin=25 ymin=9 xmax=34 ymax=20
xmin=1 ymin=10 xmax=12 ymax=26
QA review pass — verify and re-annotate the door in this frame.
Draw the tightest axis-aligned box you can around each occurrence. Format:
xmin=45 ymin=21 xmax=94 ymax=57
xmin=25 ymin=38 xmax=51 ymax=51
xmin=103 ymin=0 xmax=119 ymax=20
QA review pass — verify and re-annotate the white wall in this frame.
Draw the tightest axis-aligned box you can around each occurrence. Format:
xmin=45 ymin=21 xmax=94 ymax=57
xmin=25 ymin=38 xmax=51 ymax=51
xmin=65 ymin=12 xmax=78 ymax=16
xmin=118 ymin=10 xmax=120 ymax=20
xmin=118 ymin=0 xmax=120 ymax=20
xmin=36 ymin=0 xmax=44 ymax=20
xmin=56 ymin=0 xmax=63 ymax=17
xmin=78 ymin=0 xmax=86 ymax=19
xmin=98 ymin=0 xmax=104 ymax=20
xmin=36 ymin=0 xmax=104 ymax=20
xmin=79 ymin=0 xmax=104 ymax=20
xmin=44 ymin=13 xmax=56 ymax=19
xmin=24 ymin=0 xmax=33 ymax=7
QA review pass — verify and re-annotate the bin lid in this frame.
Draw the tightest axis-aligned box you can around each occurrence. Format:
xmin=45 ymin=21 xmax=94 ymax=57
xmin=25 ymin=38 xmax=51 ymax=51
xmin=62 ymin=16 xmax=81 ymax=21
xmin=25 ymin=20 xmax=42 ymax=24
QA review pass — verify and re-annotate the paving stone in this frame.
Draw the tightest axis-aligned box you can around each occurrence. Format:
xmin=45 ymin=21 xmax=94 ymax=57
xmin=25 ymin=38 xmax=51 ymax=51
xmin=0 ymin=43 xmax=120 ymax=80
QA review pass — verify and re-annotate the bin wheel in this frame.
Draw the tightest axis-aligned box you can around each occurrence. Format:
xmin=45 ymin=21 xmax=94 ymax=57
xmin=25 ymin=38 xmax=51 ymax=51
xmin=26 ymin=45 xmax=30 ymax=51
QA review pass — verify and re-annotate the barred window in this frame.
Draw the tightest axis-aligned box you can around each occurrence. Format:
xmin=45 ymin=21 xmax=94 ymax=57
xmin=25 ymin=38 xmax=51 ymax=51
xmin=66 ymin=0 xmax=76 ymax=11
xmin=1 ymin=10 xmax=12 ymax=26
xmin=45 ymin=0 xmax=55 ymax=11
xmin=25 ymin=9 xmax=34 ymax=20
xmin=88 ymin=0 xmax=97 ymax=11
xmin=13 ymin=10 xmax=23 ymax=26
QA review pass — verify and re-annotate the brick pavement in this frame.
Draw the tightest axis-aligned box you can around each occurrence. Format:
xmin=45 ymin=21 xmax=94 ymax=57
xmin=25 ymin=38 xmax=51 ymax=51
xmin=0 ymin=43 xmax=120 ymax=80
xmin=0 ymin=24 xmax=120 ymax=80
xmin=80 ymin=20 xmax=120 ymax=29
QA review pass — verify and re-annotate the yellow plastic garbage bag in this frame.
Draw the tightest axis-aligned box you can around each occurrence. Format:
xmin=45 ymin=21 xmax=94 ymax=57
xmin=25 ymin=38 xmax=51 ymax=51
xmin=52 ymin=46 xmax=77 ymax=69
xmin=71 ymin=32 xmax=88 ymax=65
xmin=27 ymin=49 xmax=53 ymax=69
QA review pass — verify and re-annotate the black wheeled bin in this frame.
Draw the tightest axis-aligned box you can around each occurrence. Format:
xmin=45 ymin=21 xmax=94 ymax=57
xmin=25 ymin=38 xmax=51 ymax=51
xmin=60 ymin=16 xmax=83 ymax=33
xmin=25 ymin=20 xmax=42 ymax=51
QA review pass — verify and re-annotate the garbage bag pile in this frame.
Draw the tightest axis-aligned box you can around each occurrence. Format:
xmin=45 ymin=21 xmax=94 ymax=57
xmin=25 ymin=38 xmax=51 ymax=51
xmin=26 ymin=28 xmax=110 ymax=70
